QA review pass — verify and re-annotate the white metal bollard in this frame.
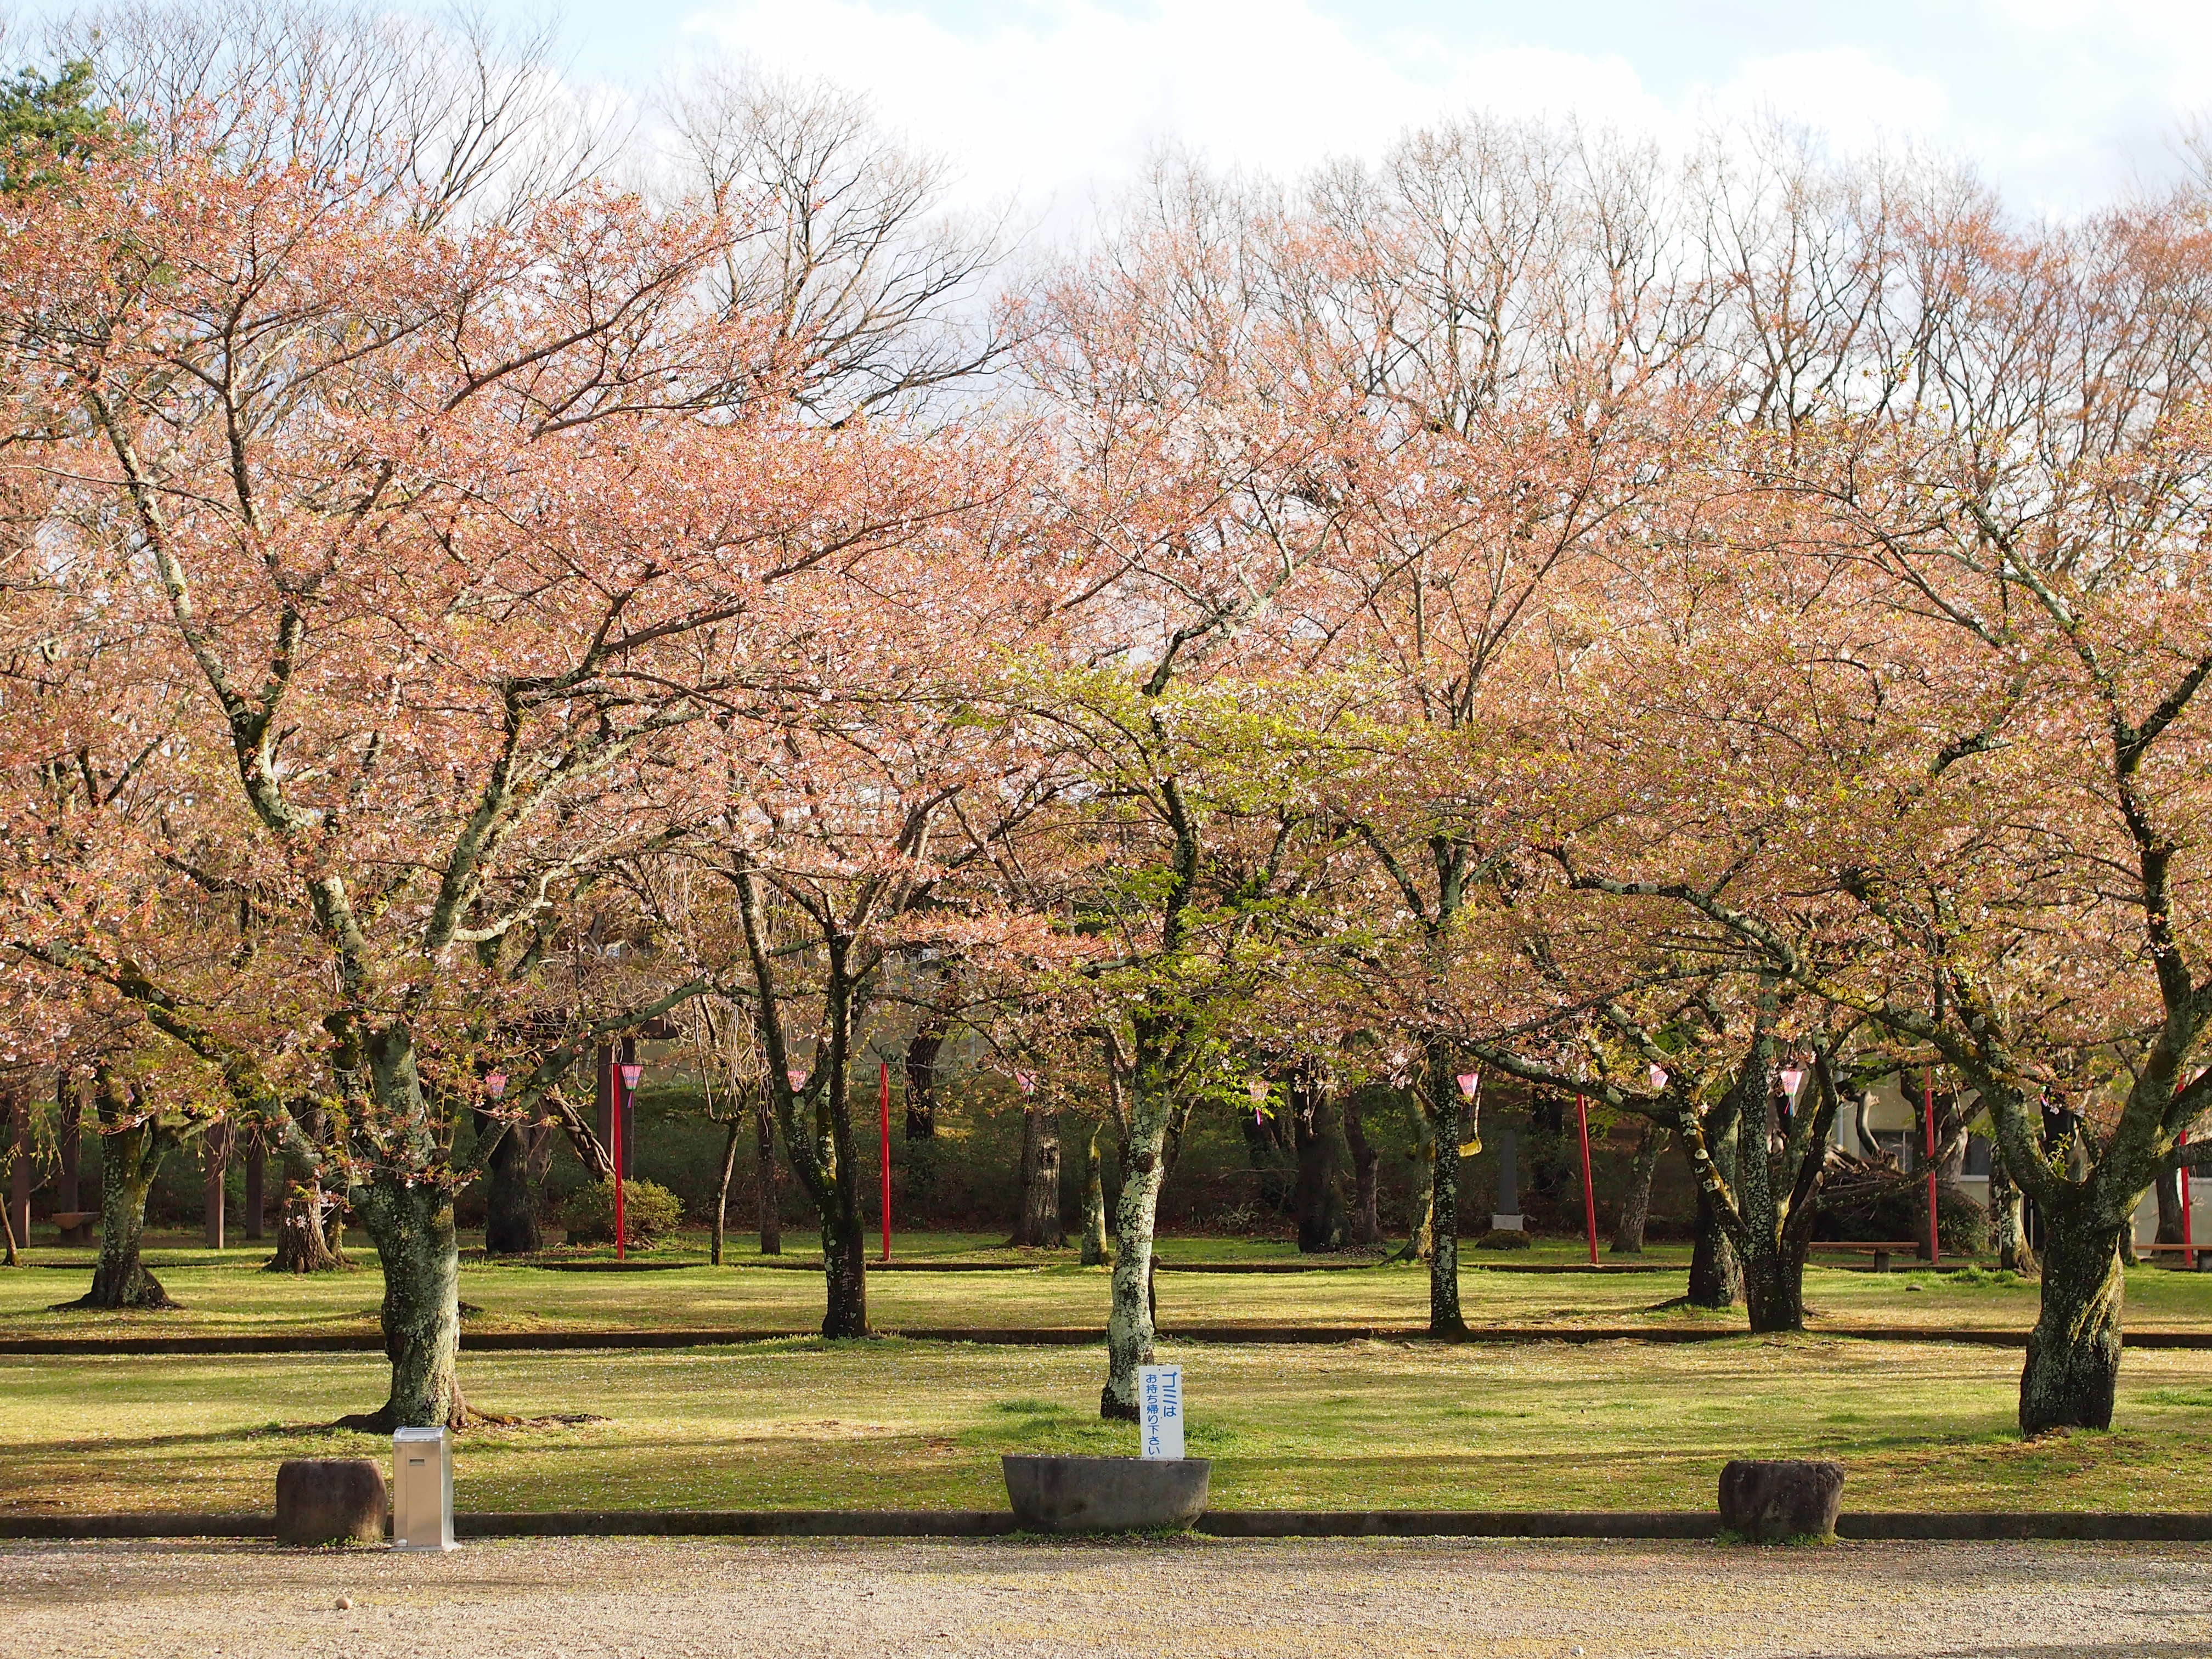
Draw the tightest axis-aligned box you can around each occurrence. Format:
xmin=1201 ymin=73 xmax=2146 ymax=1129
xmin=391 ymin=1426 xmax=456 ymax=1551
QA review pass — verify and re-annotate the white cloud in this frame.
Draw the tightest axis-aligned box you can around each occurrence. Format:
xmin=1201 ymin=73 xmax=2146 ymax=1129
xmin=680 ymin=0 xmax=1678 ymax=213
xmin=664 ymin=0 xmax=2211 ymax=217
xmin=1705 ymin=48 xmax=1950 ymax=155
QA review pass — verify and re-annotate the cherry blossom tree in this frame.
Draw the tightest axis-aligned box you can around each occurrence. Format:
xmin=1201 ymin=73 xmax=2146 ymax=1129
xmin=0 ymin=108 xmax=981 ymax=1423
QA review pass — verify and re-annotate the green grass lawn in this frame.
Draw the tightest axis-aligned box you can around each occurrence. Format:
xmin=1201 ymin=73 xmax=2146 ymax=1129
xmin=4 ymin=1229 xmax=2211 ymax=1340
xmin=4 ymin=1232 xmax=2208 ymax=1517
xmin=2 ymin=1335 xmax=2207 ymax=1516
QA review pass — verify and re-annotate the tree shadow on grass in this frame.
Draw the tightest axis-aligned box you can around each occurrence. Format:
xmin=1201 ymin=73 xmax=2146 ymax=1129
xmin=2 ymin=1412 xmax=612 ymax=1462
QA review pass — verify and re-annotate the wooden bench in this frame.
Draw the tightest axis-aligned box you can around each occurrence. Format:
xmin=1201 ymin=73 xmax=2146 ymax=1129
xmin=47 ymin=1210 xmax=96 ymax=1245
xmin=2133 ymin=1242 xmax=2210 ymax=1269
xmin=1809 ymin=1241 xmax=1925 ymax=1272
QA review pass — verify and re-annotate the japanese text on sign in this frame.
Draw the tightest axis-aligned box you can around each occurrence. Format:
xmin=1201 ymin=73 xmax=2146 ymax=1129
xmin=1138 ymin=1364 xmax=1184 ymax=1460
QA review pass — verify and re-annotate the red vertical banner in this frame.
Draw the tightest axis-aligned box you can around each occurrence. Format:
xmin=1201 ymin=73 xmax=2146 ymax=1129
xmin=879 ymin=1059 xmax=892 ymax=1263
xmin=1924 ymin=1071 xmax=1939 ymax=1267
xmin=1575 ymin=1093 xmax=1598 ymax=1266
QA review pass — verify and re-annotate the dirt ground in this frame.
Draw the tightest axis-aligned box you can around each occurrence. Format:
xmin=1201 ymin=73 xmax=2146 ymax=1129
xmin=2 ymin=1536 xmax=2207 ymax=1658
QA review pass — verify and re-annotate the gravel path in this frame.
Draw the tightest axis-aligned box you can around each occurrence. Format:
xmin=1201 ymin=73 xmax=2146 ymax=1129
xmin=2 ymin=1536 xmax=2207 ymax=1658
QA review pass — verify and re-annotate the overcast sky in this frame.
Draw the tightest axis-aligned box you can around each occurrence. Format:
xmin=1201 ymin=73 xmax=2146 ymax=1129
xmin=16 ymin=1 xmax=2212 ymax=213
xmin=580 ymin=0 xmax=2207 ymax=215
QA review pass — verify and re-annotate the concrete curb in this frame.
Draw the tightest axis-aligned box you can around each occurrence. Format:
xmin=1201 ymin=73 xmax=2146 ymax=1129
xmin=4 ymin=1510 xmax=2209 ymax=1542
xmin=8 ymin=1324 xmax=2212 ymax=1357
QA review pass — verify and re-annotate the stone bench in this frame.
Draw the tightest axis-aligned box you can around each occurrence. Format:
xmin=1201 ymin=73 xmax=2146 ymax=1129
xmin=47 ymin=1211 xmax=97 ymax=1246
xmin=1719 ymin=1459 xmax=1844 ymax=1543
xmin=275 ymin=1459 xmax=387 ymax=1545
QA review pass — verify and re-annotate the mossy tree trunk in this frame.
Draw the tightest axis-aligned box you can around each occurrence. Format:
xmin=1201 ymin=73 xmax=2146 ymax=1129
xmin=1686 ymin=1113 xmax=1742 ymax=1311
xmin=1970 ymin=1064 xmax=2198 ymax=1435
xmin=820 ymin=1182 xmax=868 ymax=1338
xmin=1742 ymin=1230 xmax=1809 ymax=1332
xmin=1419 ymin=1036 xmax=1468 ymax=1335
xmin=1102 ymin=1077 xmax=1175 ymax=1420
xmin=1989 ymin=1139 xmax=2038 ymax=1277
xmin=352 ymin=1174 xmax=466 ymax=1430
xmin=2019 ymin=1205 xmax=2126 ymax=1434
xmin=64 ymin=1083 xmax=178 ymax=1311
xmin=1679 ymin=1003 xmax=1841 ymax=1337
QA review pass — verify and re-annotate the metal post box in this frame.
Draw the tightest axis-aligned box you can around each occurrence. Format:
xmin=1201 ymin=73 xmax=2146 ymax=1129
xmin=392 ymin=1426 xmax=456 ymax=1551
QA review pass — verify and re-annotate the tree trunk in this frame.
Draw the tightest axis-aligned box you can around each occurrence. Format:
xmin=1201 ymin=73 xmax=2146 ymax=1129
xmin=1080 ymin=1124 xmax=1109 ymax=1266
xmin=2153 ymin=1167 xmax=2185 ymax=1247
xmin=1343 ymin=1089 xmax=1382 ymax=1247
xmin=1726 ymin=1053 xmax=1809 ymax=1336
xmin=61 ymin=1116 xmax=177 ymax=1310
xmin=242 ymin=1138 xmax=266 ymax=1240
xmin=710 ymin=1115 xmax=743 ymax=1266
xmin=1742 ymin=1233 xmax=1809 ymax=1333
xmin=902 ymin=1024 xmax=943 ymax=1224
xmin=1291 ymin=1080 xmax=1346 ymax=1252
xmin=202 ymin=1119 xmax=230 ymax=1250
xmin=6 ymin=1087 xmax=28 ymax=1256
xmin=1687 ymin=1108 xmax=1743 ymax=1310
xmin=1421 ymin=1042 xmax=1466 ymax=1335
xmin=1525 ymin=1096 xmax=1574 ymax=1226
xmin=267 ymin=1180 xmax=346 ymax=1273
xmin=1611 ymin=1122 xmax=1664 ymax=1255
xmin=1990 ymin=1141 xmax=2039 ymax=1277
xmin=263 ymin=1101 xmax=348 ymax=1273
xmin=904 ymin=1024 xmax=943 ymax=1140
xmin=350 ymin=1175 xmax=466 ymax=1430
xmin=1009 ymin=1104 xmax=1064 ymax=1248
xmin=1240 ymin=1105 xmax=1293 ymax=1217
xmin=1102 ymin=1096 xmax=1171 ymax=1420
xmin=477 ymin=1111 xmax=541 ymax=1256
xmin=2019 ymin=1210 xmax=2126 ymax=1435
xmin=1688 ymin=1186 xmax=1741 ymax=1308
xmin=57 ymin=1074 xmax=80 ymax=1225
xmin=755 ymin=1097 xmax=781 ymax=1256
xmin=820 ymin=1197 xmax=867 ymax=1338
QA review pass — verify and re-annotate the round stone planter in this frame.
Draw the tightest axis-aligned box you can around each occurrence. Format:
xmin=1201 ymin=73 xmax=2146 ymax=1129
xmin=1001 ymin=1454 xmax=1211 ymax=1534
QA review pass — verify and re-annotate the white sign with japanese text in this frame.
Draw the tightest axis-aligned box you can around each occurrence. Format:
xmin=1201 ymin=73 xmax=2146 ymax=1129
xmin=1138 ymin=1364 xmax=1184 ymax=1460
